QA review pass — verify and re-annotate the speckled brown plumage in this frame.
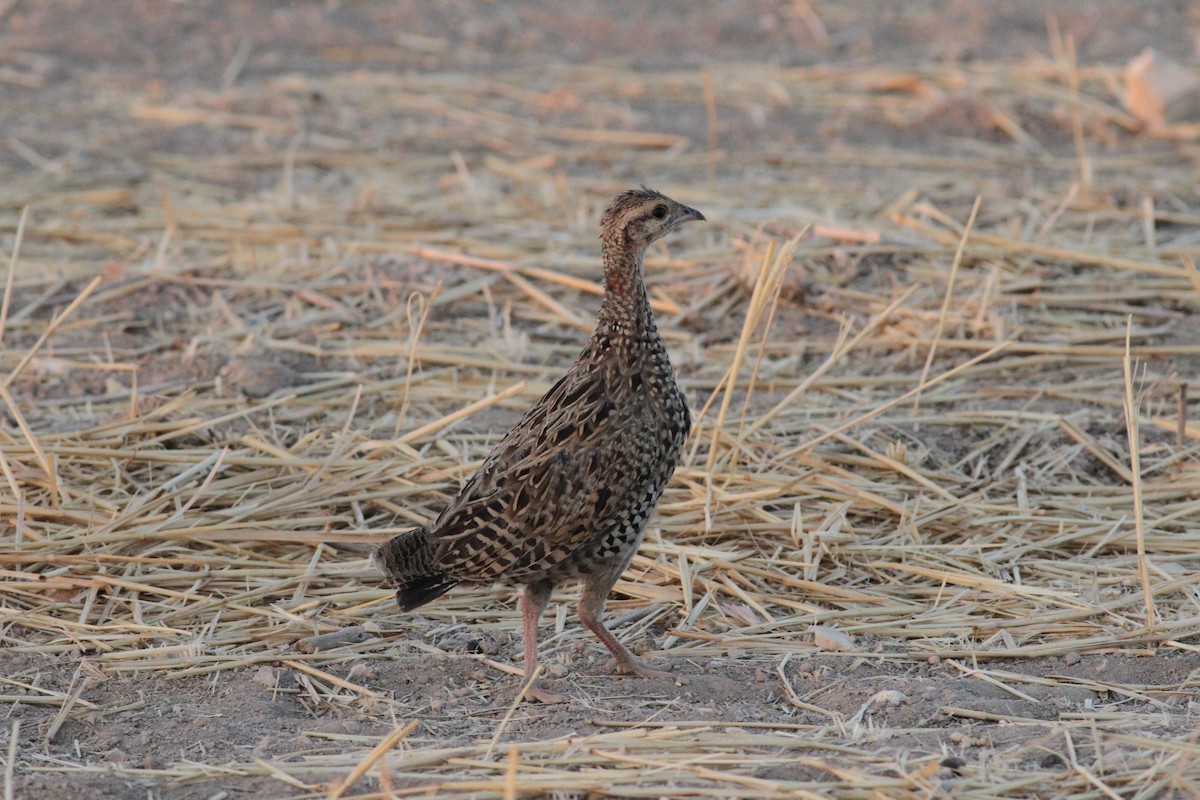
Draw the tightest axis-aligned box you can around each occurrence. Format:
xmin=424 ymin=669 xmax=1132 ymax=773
xmin=373 ymin=187 xmax=704 ymax=702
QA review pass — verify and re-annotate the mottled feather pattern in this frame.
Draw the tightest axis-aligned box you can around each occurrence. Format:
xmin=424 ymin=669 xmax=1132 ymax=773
xmin=373 ymin=187 xmax=704 ymax=699
xmin=370 ymin=526 xmax=458 ymax=611
xmin=428 ymin=335 xmax=689 ymax=584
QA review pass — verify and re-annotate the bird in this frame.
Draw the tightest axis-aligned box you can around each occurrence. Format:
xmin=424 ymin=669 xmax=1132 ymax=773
xmin=372 ymin=187 xmax=704 ymax=702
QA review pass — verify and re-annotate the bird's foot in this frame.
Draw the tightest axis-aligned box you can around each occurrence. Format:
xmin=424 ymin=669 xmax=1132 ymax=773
xmin=520 ymin=679 xmax=568 ymax=704
xmin=610 ymin=656 xmax=672 ymax=679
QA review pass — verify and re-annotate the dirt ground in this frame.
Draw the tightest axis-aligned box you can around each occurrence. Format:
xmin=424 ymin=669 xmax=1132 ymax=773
xmin=3 ymin=1 xmax=1200 ymax=798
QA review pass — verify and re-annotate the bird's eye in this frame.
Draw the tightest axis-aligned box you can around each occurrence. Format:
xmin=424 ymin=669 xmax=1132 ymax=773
xmin=651 ymin=205 xmax=668 ymax=219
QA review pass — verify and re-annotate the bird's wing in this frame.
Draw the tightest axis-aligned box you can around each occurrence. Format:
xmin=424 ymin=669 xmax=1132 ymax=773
xmin=426 ymin=362 xmax=644 ymax=581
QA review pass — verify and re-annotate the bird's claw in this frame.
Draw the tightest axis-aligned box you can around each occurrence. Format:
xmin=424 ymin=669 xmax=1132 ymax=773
xmin=520 ymin=680 xmax=568 ymax=704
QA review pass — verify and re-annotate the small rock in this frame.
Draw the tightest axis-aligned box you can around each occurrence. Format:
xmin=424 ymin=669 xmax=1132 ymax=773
xmin=941 ymin=755 xmax=966 ymax=772
xmin=813 ymin=625 xmax=857 ymax=652
xmin=341 ymin=720 xmax=362 ymax=734
xmin=1123 ymin=48 xmax=1200 ymax=130
xmin=543 ymin=664 xmax=568 ymax=679
xmin=1063 ymin=651 xmax=1082 ymax=666
xmin=102 ymin=748 xmax=126 ymax=764
xmin=252 ymin=666 xmax=279 ymax=687
xmin=346 ymin=663 xmax=377 ymax=682
xmin=296 ymin=626 xmax=370 ymax=653
xmin=874 ymin=689 xmax=908 ymax=708
xmin=221 ymin=357 xmax=300 ymax=398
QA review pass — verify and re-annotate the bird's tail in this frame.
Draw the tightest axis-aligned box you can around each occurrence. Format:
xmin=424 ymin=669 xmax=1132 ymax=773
xmin=371 ymin=528 xmax=458 ymax=612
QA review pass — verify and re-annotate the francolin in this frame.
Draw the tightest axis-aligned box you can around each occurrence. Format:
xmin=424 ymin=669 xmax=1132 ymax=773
xmin=373 ymin=188 xmax=704 ymax=702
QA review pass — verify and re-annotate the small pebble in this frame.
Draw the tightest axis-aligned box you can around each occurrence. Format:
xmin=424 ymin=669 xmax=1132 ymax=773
xmin=252 ymin=666 xmax=279 ymax=687
xmin=346 ymin=663 xmax=377 ymax=682
xmin=868 ymin=689 xmax=908 ymax=709
xmin=296 ymin=626 xmax=370 ymax=653
xmin=941 ymin=755 xmax=966 ymax=771
xmin=221 ymin=357 xmax=300 ymax=398
xmin=812 ymin=625 xmax=857 ymax=652
xmin=1063 ymin=651 xmax=1082 ymax=666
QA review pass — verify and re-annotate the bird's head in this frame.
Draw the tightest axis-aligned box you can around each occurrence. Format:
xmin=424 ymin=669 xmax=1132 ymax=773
xmin=600 ymin=187 xmax=705 ymax=252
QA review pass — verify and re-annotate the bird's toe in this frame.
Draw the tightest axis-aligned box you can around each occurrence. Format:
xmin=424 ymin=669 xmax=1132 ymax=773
xmin=520 ymin=680 xmax=568 ymax=704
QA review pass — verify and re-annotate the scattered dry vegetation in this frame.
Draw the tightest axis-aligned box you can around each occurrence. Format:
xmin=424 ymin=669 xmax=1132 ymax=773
xmin=2 ymin=2 xmax=1200 ymax=798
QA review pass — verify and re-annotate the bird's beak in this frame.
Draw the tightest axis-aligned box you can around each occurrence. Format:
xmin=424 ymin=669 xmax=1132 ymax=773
xmin=683 ymin=206 xmax=706 ymax=223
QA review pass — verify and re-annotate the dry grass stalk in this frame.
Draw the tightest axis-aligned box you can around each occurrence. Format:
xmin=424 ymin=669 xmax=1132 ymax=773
xmin=912 ymin=196 xmax=980 ymax=413
xmin=326 ymin=719 xmax=418 ymax=800
xmin=1122 ymin=319 xmax=1156 ymax=631
xmin=1 ymin=36 xmax=1199 ymax=800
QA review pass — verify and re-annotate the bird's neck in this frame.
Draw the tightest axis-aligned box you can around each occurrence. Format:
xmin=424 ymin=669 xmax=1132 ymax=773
xmin=597 ymin=237 xmax=653 ymax=334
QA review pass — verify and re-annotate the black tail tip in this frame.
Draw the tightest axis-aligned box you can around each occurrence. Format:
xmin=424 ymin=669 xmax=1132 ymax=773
xmin=393 ymin=574 xmax=457 ymax=612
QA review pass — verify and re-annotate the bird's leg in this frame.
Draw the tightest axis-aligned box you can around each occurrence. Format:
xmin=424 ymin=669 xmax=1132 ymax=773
xmin=579 ymin=571 xmax=671 ymax=679
xmin=519 ymin=582 xmax=566 ymax=703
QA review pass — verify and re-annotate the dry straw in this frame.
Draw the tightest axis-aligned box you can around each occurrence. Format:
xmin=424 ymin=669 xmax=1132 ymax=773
xmin=1 ymin=34 xmax=1199 ymax=800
